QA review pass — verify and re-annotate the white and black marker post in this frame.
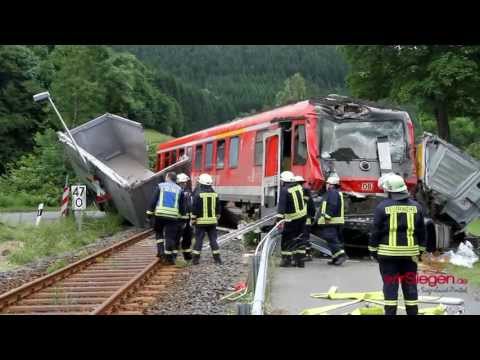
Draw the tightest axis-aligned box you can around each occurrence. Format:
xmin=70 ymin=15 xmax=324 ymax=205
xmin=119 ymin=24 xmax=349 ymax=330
xmin=71 ymin=184 xmax=86 ymax=231
xmin=35 ymin=203 xmax=44 ymax=226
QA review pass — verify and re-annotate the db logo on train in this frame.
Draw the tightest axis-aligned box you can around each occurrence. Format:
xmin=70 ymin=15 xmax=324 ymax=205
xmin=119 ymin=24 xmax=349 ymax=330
xmin=361 ymin=182 xmax=374 ymax=191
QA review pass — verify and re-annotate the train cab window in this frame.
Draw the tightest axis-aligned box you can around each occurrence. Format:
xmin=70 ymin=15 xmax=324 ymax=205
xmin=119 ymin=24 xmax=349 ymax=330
xmin=229 ymin=136 xmax=240 ymax=168
xmin=195 ymin=145 xmax=203 ymax=170
xmin=179 ymin=148 xmax=185 ymax=158
xmin=216 ymin=139 xmax=225 ymax=169
xmin=205 ymin=142 xmax=213 ymax=169
xmin=254 ymin=130 xmax=267 ymax=166
xmin=294 ymin=124 xmax=307 ymax=165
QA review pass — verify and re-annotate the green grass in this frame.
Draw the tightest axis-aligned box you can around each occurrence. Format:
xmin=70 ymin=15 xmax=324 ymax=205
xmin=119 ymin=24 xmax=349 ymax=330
xmin=446 ymin=262 xmax=480 ymax=288
xmin=467 ymin=219 xmax=480 ymax=236
xmin=144 ymin=129 xmax=174 ymax=145
xmin=144 ymin=128 xmax=174 ymax=170
xmin=0 ymin=213 xmax=123 ymax=266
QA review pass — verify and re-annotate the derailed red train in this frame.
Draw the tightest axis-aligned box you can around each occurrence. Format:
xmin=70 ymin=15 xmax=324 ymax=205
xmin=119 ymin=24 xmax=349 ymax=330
xmin=156 ymin=96 xmax=417 ymax=228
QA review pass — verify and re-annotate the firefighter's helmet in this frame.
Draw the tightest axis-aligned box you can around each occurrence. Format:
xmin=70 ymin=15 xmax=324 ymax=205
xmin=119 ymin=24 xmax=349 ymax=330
xmin=294 ymin=175 xmax=305 ymax=183
xmin=198 ymin=173 xmax=213 ymax=186
xmin=177 ymin=173 xmax=190 ymax=184
xmin=280 ymin=171 xmax=295 ymax=183
xmin=326 ymin=175 xmax=340 ymax=185
xmin=381 ymin=173 xmax=407 ymax=193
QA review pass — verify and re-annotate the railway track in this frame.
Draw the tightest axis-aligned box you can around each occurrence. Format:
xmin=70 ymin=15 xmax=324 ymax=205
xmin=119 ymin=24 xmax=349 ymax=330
xmin=0 ymin=226 xmax=240 ymax=315
xmin=0 ymin=229 xmax=182 ymax=315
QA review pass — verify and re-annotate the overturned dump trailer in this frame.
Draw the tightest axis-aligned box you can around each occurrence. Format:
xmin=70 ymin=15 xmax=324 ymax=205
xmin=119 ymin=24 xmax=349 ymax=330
xmin=58 ymin=114 xmax=190 ymax=227
xmin=417 ymin=132 xmax=480 ymax=229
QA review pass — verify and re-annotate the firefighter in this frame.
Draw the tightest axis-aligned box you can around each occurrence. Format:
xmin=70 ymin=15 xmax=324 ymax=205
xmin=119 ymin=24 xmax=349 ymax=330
xmin=369 ymin=173 xmax=426 ymax=316
xmin=191 ymin=173 xmax=222 ymax=265
xmin=295 ymin=175 xmax=316 ymax=262
xmin=277 ymin=171 xmax=308 ymax=268
xmin=146 ymin=171 xmax=186 ymax=265
xmin=317 ymin=175 xmax=347 ymax=266
xmin=176 ymin=173 xmax=193 ymax=261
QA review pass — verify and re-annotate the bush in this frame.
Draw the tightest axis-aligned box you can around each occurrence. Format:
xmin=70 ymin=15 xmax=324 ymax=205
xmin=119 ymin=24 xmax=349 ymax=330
xmin=0 ymin=128 xmax=78 ymax=208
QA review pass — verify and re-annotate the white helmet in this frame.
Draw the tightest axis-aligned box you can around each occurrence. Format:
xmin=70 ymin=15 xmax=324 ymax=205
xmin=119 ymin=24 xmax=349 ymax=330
xmin=326 ymin=175 xmax=340 ymax=185
xmin=380 ymin=173 xmax=407 ymax=193
xmin=294 ymin=175 xmax=305 ymax=183
xmin=198 ymin=173 xmax=213 ymax=186
xmin=280 ymin=171 xmax=295 ymax=183
xmin=177 ymin=173 xmax=190 ymax=184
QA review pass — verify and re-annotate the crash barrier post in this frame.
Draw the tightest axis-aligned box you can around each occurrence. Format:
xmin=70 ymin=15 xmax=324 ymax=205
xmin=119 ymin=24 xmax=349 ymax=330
xmin=35 ymin=203 xmax=44 ymax=226
xmin=251 ymin=220 xmax=285 ymax=315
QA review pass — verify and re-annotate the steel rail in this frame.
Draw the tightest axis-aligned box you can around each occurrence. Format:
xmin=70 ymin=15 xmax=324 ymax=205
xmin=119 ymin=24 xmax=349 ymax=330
xmin=0 ymin=229 xmax=154 ymax=312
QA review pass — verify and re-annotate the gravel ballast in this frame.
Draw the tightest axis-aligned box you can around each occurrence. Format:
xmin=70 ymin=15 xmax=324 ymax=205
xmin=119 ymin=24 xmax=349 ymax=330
xmin=146 ymin=239 xmax=249 ymax=315
xmin=0 ymin=227 xmax=143 ymax=295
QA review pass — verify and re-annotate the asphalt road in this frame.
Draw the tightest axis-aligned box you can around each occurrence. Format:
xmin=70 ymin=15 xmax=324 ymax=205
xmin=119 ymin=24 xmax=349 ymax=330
xmin=270 ymin=257 xmax=480 ymax=315
xmin=0 ymin=211 xmax=106 ymax=226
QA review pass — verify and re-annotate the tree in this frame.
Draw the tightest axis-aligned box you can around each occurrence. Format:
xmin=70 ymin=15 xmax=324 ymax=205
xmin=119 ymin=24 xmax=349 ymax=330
xmin=275 ymin=73 xmax=308 ymax=106
xmin=340 ymin=45 xmax=480 ymax=141
xmin=0 ymin=45 xmax=46 ymax=173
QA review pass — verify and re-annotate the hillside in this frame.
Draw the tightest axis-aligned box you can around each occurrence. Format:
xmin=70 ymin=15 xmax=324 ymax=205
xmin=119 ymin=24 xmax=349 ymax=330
xmin=115 ymin=45 xmax=349 ymax=130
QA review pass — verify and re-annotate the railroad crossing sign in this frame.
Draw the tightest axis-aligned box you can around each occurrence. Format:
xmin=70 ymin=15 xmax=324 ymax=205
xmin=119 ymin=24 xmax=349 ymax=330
xmin=71 ymin=185 xmax=87 ymax=211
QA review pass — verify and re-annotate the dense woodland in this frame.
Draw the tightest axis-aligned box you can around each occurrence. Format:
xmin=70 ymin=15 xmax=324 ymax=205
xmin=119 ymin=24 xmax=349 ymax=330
xmin=1 ymin=45 xmax=480 ymax=208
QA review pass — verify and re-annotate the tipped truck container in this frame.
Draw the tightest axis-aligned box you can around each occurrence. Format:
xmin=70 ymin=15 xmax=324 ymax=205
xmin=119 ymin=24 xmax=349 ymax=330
xmin=57 ymin=113 xmax=190 ymax=227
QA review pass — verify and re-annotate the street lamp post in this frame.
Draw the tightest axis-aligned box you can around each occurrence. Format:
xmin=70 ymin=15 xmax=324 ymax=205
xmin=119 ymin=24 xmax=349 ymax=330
xmin=33 ymin=91 xmax=88 ymax=167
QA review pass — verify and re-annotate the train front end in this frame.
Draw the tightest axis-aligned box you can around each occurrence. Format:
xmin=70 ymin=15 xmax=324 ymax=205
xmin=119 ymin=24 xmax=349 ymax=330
xmin=311 ymin=97 xmax=417 ymax=245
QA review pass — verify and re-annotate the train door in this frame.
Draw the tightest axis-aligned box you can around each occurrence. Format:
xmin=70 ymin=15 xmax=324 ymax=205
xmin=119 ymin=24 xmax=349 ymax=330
xmin=261 ymin=129 xmax=281 ymax=209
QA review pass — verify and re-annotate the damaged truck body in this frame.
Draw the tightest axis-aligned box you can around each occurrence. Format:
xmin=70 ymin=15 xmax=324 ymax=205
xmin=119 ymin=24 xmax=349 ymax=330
xmin=59 ymin=96 xmax=480 ymax=251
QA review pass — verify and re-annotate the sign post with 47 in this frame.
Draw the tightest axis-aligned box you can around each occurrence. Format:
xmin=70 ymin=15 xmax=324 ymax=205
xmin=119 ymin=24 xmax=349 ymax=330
xmin=71 ymin=185 xmax=86 ymax=231
xmin=71 ymin=185 xmax=87 ymax=210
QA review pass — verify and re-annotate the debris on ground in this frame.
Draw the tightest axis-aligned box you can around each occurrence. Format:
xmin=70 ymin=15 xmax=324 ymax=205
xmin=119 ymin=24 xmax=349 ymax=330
xmin=446 ymin=241 xmax=479 ymax=268
xmin=300 ymin=286 xmax=464 ymax=315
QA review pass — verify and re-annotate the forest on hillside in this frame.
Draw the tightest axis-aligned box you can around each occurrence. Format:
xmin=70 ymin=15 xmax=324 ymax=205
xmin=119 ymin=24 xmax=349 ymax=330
xmin=0 ymin=45 xmax=348 ymax=207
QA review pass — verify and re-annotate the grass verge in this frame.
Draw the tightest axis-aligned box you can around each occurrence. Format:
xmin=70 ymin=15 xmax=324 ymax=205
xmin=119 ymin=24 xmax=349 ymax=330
xmin=0 ymin=213 xmax=123 ymax=266
xmin=467 ymin=219 xmax=480 ymax=236
xmin=446 ymin=262 xmax=480 ymax=289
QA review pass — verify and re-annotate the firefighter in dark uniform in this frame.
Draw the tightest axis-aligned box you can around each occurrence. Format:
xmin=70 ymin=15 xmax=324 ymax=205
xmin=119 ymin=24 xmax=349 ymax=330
xmin=146 ymin=172 xmax=186 ymax=265
xmin=176 ymin=173 xmax=193 ymax=261
xmin=276 ymin=171 xmax=308 ymax=268
xmin=369 ymin=173 xmax=426 ymax=316
xmin=295 ymin=175 xmax=316 ymax=262
xmin=317 ymin=175 xmax=347 ymax=266
xmin=191 ymin=173 xmax=222 ymax=265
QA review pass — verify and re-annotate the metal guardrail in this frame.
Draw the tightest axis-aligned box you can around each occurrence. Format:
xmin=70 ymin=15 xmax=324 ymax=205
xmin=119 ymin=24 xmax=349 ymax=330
xmin=203 ymin=214 xmax=278 ymax=250
xmin=251 ymin=219 xmax=285 ymax=315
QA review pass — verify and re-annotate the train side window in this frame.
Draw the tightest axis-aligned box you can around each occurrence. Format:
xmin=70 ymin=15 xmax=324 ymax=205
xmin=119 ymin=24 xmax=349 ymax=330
xmin=195 ymin=145 xmax=203 ymax=170
xmin=205 ymin=142 xmax=214 ymax=169
xmin=229 ymin=136 xmax=240 ymax=168
xmin=216 ymin=139 xmax=225 ymax=169
xmin=171 ymin=150 xmax=177 ymax=163
xmin=164 ymin=152 xmax=171 ymax=168
xmin=294 ymin=124 xmax=307 ymax=165
xmin=179 ymin=148 xmax=185 ymax=158
xmin=254 ymin=130 xmax=267 ymax=166
xmin=187 ymin=146 xmax=193 ymax=158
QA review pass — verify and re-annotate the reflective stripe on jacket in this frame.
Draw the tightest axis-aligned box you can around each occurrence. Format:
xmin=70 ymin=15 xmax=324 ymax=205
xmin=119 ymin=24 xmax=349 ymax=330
xmin=192 ymin=185 xmax=220 ymax=226
xmin=277 ymin=184 xmax=307 ymax=221
xmin=318 ymin=189 xmax=344 ymax=225
xmin=369 ymin=198 xmax=426 ymax=257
